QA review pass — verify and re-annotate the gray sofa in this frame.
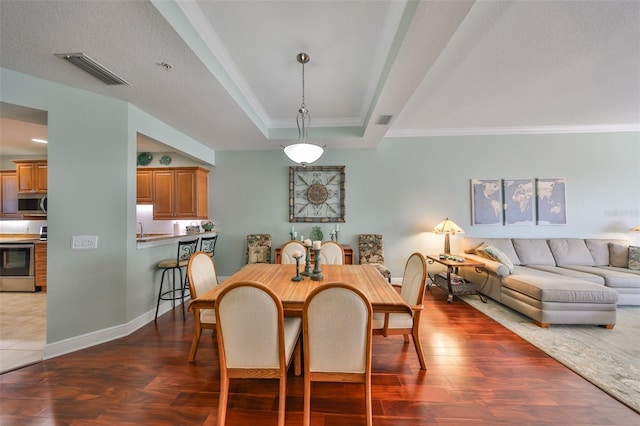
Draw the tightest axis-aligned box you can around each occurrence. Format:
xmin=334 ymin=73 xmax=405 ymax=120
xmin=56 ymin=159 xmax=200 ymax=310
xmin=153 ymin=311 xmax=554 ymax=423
xmin=457 ymin=238 xmax=640 ymax=328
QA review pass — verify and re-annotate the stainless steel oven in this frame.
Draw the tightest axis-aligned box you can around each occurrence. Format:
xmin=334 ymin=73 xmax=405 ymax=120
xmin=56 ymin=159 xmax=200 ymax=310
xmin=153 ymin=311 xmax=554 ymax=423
xmin=0 ymin=243 xmax=36 ymax=291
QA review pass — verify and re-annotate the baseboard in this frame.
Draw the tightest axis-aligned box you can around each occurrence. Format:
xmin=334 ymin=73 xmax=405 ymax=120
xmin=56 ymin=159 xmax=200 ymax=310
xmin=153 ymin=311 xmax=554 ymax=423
xmin=42 ymin=298 xmax=190 ymax=360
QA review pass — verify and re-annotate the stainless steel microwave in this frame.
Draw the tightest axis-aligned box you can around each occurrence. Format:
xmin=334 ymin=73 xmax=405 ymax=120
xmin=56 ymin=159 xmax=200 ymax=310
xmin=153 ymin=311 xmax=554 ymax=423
xmin=17 ymin=193 xmax=47 ymax=216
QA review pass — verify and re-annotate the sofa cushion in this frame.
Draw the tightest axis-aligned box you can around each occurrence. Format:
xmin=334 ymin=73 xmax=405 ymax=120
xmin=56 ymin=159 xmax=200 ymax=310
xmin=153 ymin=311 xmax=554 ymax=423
xmin=524 ymin=264 xmax=604 ymax=284
xmin=629 ymin=246 xmax=640 ymax=270
xmin=512 ymin=239 xmax=556 ymax=265
xmin=476 ymin=244 xmax=515 ymax=273
xmin=502 ymin=272 xmax=618 ymax=304
xmin=585 ymin=239 xmax=628 ymax=266
xmin=462 ymin=237 xmax=521 ymax=265
xmin=609 ymin=243 xmax=630 ymax=267
xmin=548 ymin=239 xmax=595 ymax=266
xmin=558 ymin=265 xmax=640 ymax=289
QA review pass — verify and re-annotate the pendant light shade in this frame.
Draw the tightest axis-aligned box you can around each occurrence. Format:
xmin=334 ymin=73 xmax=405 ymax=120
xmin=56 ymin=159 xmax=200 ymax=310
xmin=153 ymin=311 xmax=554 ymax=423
xmin=283 ymin=52 xmax=324 ymax=166
xmin=283 ymin=143 xmax=324 ymax=165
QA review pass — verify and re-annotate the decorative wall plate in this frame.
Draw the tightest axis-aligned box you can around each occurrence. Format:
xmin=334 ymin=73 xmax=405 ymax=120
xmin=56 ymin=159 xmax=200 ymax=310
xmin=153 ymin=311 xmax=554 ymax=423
xmin=137 ymin=152 xmax=152 ymax=166
xmin=289 ymin=165 xmax=345 ymax=223
xmin=160 ymin=155 xmax=172 ymax=165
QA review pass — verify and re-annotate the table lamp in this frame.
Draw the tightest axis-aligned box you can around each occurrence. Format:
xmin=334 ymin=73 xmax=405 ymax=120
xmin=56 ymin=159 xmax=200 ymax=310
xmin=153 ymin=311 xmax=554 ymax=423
xmin=433 ymin=217 xmax=464 ymax=254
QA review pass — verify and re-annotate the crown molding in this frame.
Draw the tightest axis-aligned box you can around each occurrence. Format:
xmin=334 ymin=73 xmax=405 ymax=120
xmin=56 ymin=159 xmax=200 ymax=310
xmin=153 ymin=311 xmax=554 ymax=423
xmin=386 ymin=124 xmax=640 ymax=138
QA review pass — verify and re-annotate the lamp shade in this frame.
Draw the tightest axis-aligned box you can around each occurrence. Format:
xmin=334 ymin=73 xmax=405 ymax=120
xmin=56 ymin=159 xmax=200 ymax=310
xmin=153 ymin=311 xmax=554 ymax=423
xmin=283 ymin=143 xmax=324 ymax=166
xmin=631 ymin=225 xmax=640 ymax=232
xmin=433 ymin=218 xmax=465 ymax=235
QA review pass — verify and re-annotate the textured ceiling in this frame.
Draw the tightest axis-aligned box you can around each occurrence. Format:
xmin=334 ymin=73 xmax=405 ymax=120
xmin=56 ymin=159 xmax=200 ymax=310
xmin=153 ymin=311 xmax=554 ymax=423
xmin=1 ymin=0 xmax=638 ymax=158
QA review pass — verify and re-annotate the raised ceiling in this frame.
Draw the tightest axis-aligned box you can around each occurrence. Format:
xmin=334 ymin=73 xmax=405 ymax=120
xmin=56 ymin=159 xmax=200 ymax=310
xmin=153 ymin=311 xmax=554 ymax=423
xmin=1 ymin=0 xmax=639 ymax=157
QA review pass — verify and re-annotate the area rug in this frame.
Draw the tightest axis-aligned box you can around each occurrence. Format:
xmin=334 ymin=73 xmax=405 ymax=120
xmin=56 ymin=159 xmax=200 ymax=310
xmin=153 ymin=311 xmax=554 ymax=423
xmin=461 ymin=296 xmax=640 ymax=414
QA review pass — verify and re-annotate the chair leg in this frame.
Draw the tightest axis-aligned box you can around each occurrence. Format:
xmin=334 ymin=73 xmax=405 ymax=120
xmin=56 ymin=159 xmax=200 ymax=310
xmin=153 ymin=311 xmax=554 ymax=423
xmin=303 ymin=374 xmax=311 ymax=426
xmin=188 ymin=318 xmax=201 ymax=363
xmin=155 ymin=268 xmax=169 ymax=321
xmin=412 ymin=327 xmax=427 ymax=370
xmin=278 ymin=373 xmax=286 ymax=426
xmin=218 ymin=374 xmax=229 ymax=426
xmin=365 ymin=373 xmax=373 ymax=426
xmin=179 ymin=267 xmax=185 ymax=320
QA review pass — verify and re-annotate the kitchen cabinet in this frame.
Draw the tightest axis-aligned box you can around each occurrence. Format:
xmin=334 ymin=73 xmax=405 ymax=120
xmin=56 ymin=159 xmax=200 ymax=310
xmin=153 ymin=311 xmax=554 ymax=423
xmin=35 ymin=242 xmax=47 ymax=291
xmin=136 ymin=169 xmax=153 ymax=203
xmin=150 ymin=167 xmax=209 ymax=220
xmin=0 ymin=171 xmax=19 ymax=217
xmin=13 ymin=160 xmax=47 ymax=194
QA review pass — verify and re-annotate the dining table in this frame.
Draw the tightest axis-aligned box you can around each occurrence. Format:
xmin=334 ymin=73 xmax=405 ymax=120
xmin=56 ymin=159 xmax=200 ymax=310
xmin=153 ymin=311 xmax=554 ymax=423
xmin=189 ymin=263 xmax=411 ymax=316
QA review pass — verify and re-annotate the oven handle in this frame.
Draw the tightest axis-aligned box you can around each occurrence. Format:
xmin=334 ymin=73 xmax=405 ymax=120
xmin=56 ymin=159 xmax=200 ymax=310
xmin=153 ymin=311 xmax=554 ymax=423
xmin=0 ymin=244 xmax=35 ymax=250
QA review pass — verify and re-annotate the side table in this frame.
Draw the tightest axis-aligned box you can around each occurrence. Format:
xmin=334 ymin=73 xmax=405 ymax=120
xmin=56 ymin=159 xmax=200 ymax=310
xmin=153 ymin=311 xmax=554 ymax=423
xmin=426 ymin=255 xmax=486 ymax=303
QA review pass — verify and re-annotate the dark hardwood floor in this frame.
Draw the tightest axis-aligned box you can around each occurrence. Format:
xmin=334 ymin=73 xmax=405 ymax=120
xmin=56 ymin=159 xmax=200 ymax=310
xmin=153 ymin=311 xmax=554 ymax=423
xmin=1 ymin=288 xmax=637 ymax=425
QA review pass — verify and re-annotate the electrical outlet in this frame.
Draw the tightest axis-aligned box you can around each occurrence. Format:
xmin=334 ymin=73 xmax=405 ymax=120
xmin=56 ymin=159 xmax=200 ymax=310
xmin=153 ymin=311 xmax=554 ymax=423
xmin=71 ymin=236 xmax=98 ymax=250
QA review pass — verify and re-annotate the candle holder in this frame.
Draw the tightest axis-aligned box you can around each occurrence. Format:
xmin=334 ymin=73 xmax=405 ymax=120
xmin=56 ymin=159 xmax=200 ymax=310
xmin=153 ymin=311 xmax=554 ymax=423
xmin=311 ymin=248 xmax=323 ymax=281
xmin=291 ymin=255 xmax=304 ymax=281
xmin=335 ymin=230 xmax=339 ymax=243
xmin=301 ymin=244 xmax=312 ymax=276
xmin=289 ymin=232 xmax=295 ymax=241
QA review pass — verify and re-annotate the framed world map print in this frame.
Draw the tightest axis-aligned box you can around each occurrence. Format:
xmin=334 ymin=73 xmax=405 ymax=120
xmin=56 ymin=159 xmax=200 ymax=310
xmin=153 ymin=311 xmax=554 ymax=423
xmin=289 ymin=165 xmax=345 ymax=222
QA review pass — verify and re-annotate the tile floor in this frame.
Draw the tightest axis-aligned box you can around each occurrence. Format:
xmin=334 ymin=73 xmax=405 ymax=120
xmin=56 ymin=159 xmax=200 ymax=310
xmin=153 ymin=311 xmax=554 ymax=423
xmin=0 ymin=291 xmax=46 ymax=374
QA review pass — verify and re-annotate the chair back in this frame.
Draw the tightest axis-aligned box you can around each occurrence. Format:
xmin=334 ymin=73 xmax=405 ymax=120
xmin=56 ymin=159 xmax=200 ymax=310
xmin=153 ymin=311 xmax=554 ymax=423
xmin=200 ymin=234 xmax=218 ymax=257
xmin=187 ymin=252 xmax=219 ymax=300
xmin=177 ymin=238 xmax=199 ymax=263
xmin=358 ymin=234 xmax=385 ymax=265
xmin=280 ymin=241 xmax=306 ymax=264
xmin=399 ymin=253 xmax=427 ymax=306
xmin=304 ymin=283 xmax=372 ymax=374
xmin=246 ymin=234 xmax=272 ymax=264
xmin=216 ymin=281 xmax=285 ymax=369
xmin=319 ymin=241 xmax=344 ymax=264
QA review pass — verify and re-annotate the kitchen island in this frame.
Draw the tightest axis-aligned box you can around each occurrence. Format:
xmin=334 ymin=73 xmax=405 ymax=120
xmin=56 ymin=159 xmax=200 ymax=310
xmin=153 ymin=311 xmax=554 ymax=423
xmin=136 ymin=230 xmax=219 ymax=249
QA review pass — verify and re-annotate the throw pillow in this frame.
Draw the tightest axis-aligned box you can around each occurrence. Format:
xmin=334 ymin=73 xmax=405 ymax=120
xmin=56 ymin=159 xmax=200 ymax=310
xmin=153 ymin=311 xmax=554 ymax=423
xmin=629 ymin=246 xmax=640 ymax=270
xmin=477 ymin=245 xmax=514 ymax=273
xmin=609 ymin=243 xmax=629 ymax=267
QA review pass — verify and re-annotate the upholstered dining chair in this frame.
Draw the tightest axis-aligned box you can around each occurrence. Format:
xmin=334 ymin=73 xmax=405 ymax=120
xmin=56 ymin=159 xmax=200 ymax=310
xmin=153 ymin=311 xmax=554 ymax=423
xmin=358 ymin=234 xmax=392 ymax=282
xmin=154 ymin=237 xmax=199 ymax=321
xmin=186 ymin=252 xmax=219 ymax=363
xmin=372 ymin=252 xmax=428 ymax=370
xmin=319 ymin=241 xmax=344 ymax=264
xmin=215 ymin=281 xmax=302 ymax=426
xmin=199 ymin=234 xmax=218 ymax=257
xmin=279 ymin=240 xmax=306 ymax=264
xmin=303 ymin=283 xmax=373 ymax=426
xmin=246 ymin=234 xmax=272 ymax=264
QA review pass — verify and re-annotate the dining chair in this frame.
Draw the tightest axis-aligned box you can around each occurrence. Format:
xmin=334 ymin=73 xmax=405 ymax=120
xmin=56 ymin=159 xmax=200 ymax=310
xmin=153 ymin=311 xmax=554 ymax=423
xmin=303 ymin=283 xmax=373 ymax=426
xmin=154 ymin=237 xmax=199 ymax=321
xmin=372 ymin=252 xmax=428 ymax=370
xmin=186 ymin=251 xmax=219 ymax=362
xmin=246 ymin=234 xmax=272 ymax=264
xmin=279 ymin=240 xmax=306 ymax=264
xmin=199 ymin=234 xmax=218 ymax=257
xmin=358 ymin=234 xmax=392 ymax=282
xmin=215 ymin=281 xmax=302 ymax=426
xmin=319 ymin=241 xmax=344 ymax=264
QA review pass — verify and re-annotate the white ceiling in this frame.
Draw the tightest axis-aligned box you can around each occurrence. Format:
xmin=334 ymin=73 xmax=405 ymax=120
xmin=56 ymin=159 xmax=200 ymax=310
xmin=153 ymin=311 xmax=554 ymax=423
xmin=1 ymin=0 xmax=639 ymax=158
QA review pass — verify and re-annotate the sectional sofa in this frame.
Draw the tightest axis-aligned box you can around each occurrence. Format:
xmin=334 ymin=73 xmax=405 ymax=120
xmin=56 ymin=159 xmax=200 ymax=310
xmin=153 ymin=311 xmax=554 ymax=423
xmin=456 ymin=238 xmax=640 ymax=328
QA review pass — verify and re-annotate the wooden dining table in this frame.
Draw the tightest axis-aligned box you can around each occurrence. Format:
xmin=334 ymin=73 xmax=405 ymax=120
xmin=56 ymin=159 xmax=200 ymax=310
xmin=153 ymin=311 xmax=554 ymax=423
xmin=189 ymin=264 xmax=411 ymax=315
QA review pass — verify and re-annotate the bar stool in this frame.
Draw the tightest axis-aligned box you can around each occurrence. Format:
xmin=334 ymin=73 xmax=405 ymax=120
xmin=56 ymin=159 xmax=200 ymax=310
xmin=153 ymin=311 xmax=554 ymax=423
xmin=155 ymin=238 xmax=199 ymax=321
xmin=199 ymin=234 xmax=218 ymax=257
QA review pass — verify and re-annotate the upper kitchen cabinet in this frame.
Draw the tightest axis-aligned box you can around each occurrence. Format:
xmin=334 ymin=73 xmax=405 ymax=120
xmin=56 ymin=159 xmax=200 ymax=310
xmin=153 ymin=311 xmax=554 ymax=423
xmin=0 ymin=170 xmax=19 ymax=217
xmin=147 ymin=167 xmax=209 ymax=220
xmin=136 ymin=169 xmax=153 ymax=204
xmin=13 ymin=160 xmax=47 ymax=193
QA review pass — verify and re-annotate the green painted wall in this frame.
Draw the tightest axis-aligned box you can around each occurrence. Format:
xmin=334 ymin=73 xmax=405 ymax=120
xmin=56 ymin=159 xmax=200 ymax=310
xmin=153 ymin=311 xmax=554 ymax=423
xmin=1 ymin=67 xmax=639 ymax=352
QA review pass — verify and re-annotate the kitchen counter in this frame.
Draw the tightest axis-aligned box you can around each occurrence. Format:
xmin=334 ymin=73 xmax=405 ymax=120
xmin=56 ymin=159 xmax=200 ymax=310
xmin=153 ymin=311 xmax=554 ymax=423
xmin=0 ymin=234 xmax=45 ymax=244
xmin=136 ymin=230 xmax=219 ymax=249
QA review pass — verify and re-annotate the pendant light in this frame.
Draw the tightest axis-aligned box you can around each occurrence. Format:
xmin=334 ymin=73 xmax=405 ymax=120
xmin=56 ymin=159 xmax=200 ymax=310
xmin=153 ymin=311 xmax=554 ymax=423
xmin=283 ymin=52 xmax=324 ymax=166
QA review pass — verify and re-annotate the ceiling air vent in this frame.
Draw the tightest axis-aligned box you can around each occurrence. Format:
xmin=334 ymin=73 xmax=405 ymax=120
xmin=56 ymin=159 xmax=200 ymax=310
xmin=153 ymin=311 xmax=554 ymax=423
xmin=55 ymin=53 xmax=129 ymax=85
xmin=376 ymin=115 xmax=393 ymax=125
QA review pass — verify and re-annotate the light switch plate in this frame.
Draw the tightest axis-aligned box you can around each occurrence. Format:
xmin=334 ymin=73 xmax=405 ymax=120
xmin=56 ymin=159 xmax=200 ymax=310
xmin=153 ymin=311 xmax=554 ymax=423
xmin=71 ymin=235 xmax=98 ymax=250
